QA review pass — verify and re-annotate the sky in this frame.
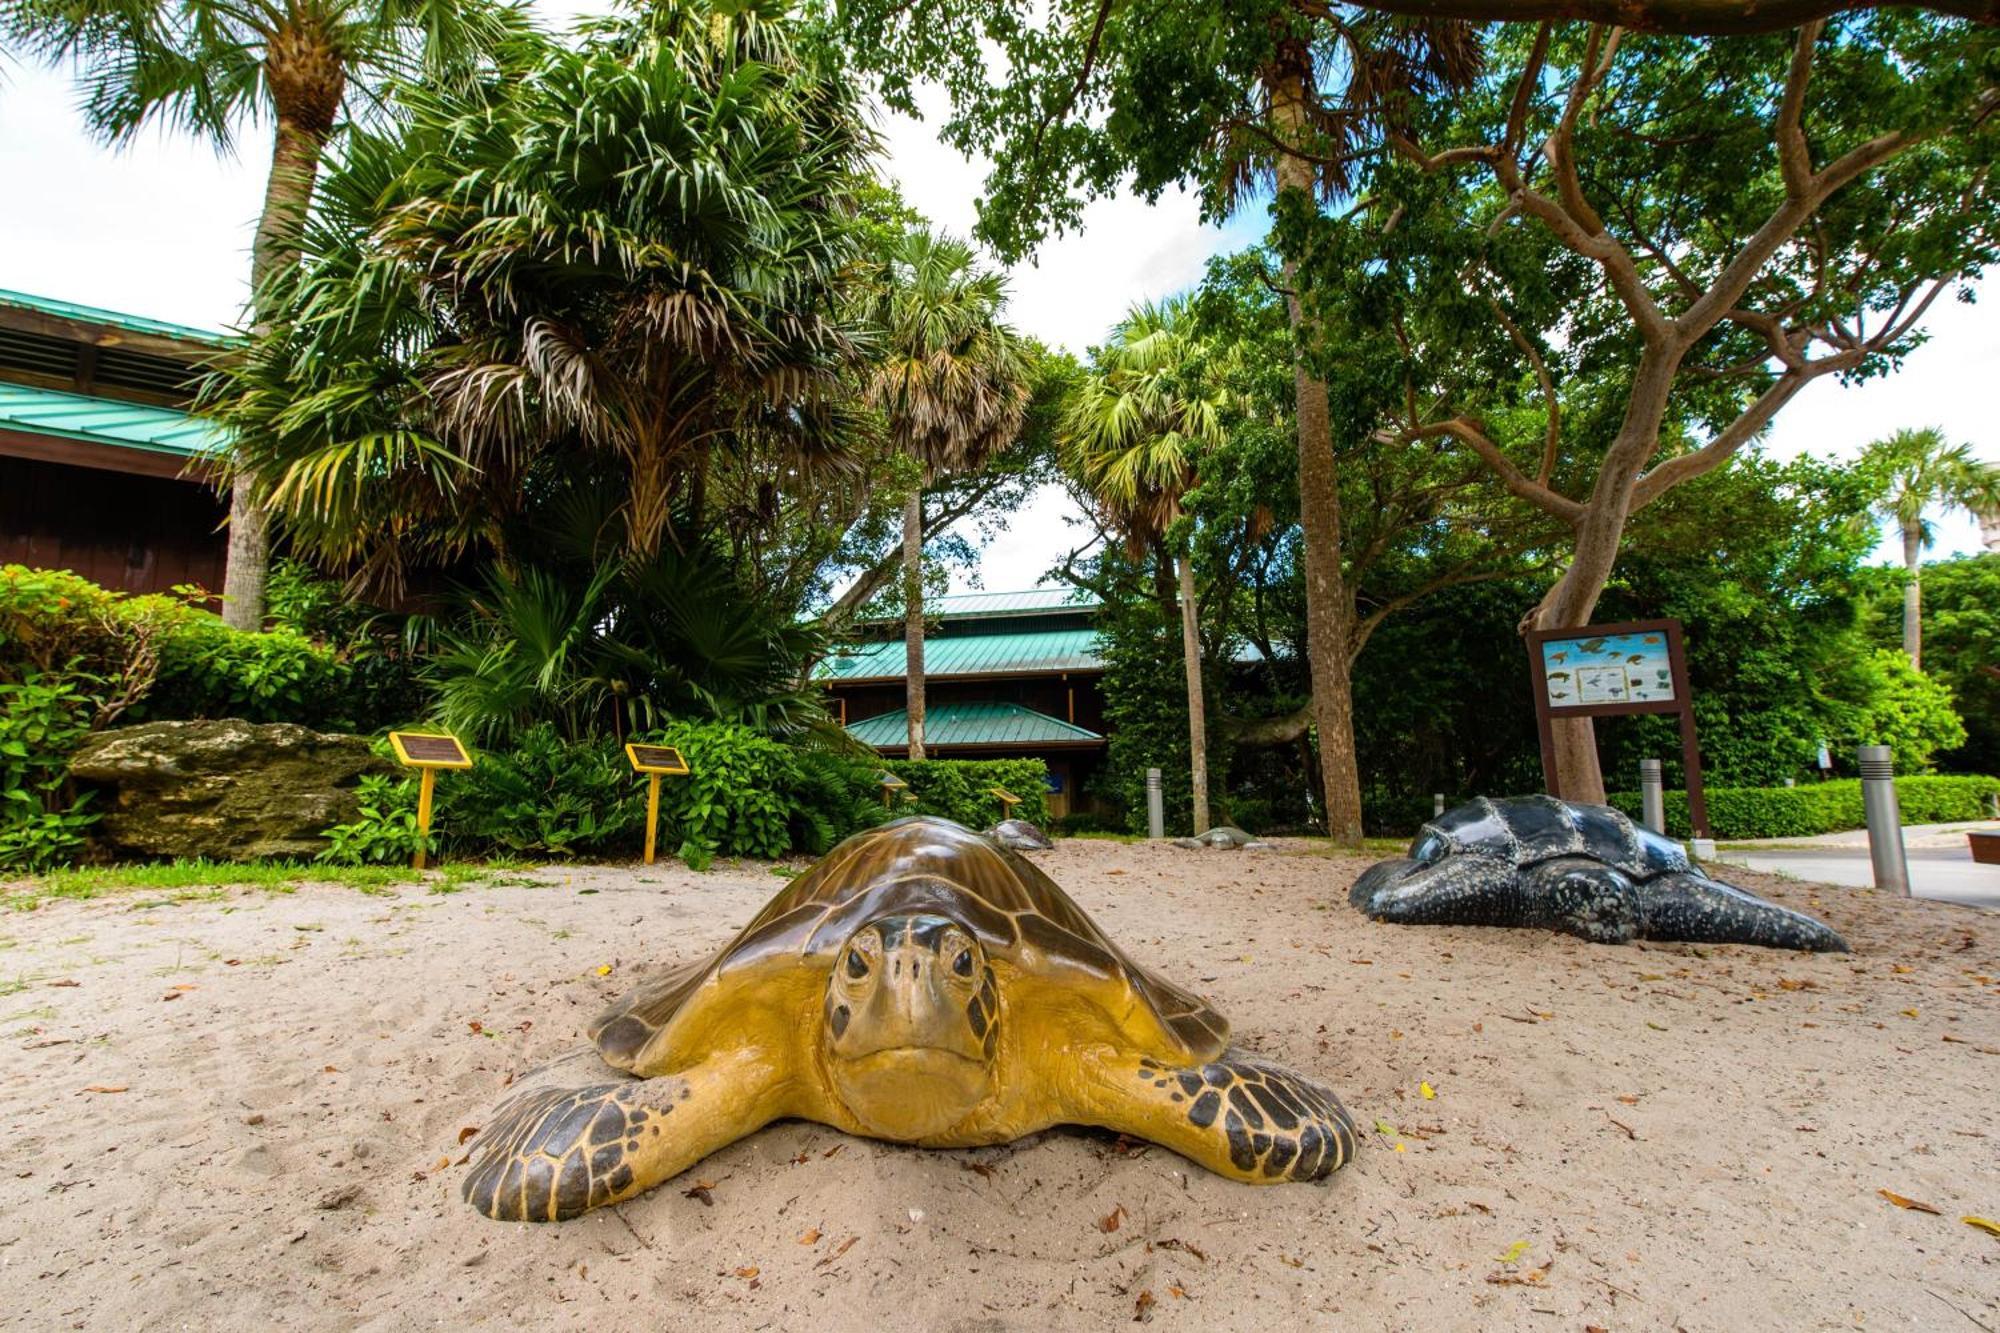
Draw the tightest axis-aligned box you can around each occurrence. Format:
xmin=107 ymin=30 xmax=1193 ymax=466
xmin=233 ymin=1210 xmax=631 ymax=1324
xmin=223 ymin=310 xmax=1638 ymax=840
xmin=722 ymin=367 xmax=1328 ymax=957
xmin=2 ymin=29 xmax=1993 ymax=596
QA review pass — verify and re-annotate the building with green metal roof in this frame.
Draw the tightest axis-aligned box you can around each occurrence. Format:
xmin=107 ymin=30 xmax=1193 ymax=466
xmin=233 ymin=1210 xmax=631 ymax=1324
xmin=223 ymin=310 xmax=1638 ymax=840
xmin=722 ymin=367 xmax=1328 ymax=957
xmin=817 ymin=589 xmax=1110 ymax=818
xmin=0 ymin=290 xmax=231 ymax=596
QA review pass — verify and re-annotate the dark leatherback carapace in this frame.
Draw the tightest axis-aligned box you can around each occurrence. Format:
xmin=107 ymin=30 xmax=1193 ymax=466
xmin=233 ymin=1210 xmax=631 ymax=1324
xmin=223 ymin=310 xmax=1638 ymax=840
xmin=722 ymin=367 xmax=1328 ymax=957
xmin=1350 ymin=796 xmax=1847 ymax=952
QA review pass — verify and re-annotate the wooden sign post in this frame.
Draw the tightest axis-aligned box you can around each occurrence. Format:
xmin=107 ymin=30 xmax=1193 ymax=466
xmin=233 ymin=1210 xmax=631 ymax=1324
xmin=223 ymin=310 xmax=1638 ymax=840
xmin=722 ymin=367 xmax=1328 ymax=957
xmin=989 ymin=786 xmax=1020 ymax=820
xmin=1524 ymin=618 xmax=1710 ymax=839
xmin=387 ymin=731 xmax=474 ymax=869
xmin=625 ymin=744 xmax=690 ymax=865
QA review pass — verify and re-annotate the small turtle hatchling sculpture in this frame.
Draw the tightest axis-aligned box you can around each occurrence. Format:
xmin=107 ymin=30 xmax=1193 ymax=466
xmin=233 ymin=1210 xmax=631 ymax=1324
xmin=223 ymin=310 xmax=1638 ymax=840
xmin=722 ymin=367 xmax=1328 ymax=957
xmin=1350 ymin=795 xmax=1846 ymax=951
xmin=464 ymin=817 xmax=1356 ymax=1221
xmin=985 ymin=817 xmax=1053 ymax=851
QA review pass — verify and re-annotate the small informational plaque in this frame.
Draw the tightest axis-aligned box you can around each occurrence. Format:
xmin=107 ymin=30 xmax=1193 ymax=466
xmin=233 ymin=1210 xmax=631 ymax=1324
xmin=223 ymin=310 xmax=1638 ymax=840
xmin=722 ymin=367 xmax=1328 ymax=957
xmin=625 ymin=743 xmax=690 ymax=775
xmin=878 ymin=771 xmax=908 ymax=790
xmin=989 ymin=785 xmax=1020 ymax=811
xmin=388 ymin=731 xmax=473 ymax=769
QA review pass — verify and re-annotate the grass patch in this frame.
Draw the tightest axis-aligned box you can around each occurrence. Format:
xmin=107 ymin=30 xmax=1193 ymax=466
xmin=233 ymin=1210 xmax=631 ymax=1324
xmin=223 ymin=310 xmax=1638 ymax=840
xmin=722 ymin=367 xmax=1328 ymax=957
xmin=1 ymin=858 xmax=514 ymax=911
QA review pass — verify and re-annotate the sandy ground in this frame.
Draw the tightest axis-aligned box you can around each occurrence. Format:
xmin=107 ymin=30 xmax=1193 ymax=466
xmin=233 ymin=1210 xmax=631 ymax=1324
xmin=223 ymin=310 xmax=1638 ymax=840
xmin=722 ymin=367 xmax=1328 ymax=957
xmin=1 ymin=839 xmax=1996 ymax=1332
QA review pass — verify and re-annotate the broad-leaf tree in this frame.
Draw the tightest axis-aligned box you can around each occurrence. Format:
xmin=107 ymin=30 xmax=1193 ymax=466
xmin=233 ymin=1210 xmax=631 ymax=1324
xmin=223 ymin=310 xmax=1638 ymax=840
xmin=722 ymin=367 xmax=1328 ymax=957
xmin=1062 ymin=297 xmax=1226 ymax=832
xmin=1300 ymin=16 xmax=1998 ymax=800
xmin=206 ymin=4 xmax=874 ymax=593
xmin=863 ymin=229 xmax=1031 ymax=760
xmin=0 ymin=0 xmax=529 ymax=629
xmin=1859 ymin=427 xmax=2000 ymax=668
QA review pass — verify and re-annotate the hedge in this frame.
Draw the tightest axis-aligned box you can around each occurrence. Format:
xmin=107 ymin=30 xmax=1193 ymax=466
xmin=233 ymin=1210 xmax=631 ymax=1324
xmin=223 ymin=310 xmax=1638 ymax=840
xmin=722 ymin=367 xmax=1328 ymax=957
xmin=883 ymin=757 xmax=1051 ymax=830
xmin=1605 ymin=775 xmax=2000 ymax=839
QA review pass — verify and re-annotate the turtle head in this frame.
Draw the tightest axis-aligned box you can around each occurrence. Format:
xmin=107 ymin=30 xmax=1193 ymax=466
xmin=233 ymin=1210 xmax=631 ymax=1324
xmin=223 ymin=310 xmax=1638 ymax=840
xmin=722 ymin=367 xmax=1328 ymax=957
xmin=823 ymin=912 xmax=998 ymax=1139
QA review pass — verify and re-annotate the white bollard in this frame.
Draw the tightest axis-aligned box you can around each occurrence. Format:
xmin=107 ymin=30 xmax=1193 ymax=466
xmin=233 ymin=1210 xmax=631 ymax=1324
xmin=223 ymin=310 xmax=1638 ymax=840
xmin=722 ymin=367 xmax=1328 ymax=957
xmin=1857 ymin=744 xmax=1910 ymax=896
xmin=1639 ymin=758 xmax=1666 ymax=835
xmin=1433 ymin=793 xmax=1446 ymax=817
xmin=1146 ymin=768 xmax=1165 ymax=840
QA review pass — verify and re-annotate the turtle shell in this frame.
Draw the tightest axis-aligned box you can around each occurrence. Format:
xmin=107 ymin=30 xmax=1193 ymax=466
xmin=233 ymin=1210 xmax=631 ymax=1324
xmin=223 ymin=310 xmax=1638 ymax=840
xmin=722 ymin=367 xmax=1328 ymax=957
xmin=591 ymin=816 xmax=1228 ymax=1072
xmin=1411 ymin=795 xmax=1690 ymax=880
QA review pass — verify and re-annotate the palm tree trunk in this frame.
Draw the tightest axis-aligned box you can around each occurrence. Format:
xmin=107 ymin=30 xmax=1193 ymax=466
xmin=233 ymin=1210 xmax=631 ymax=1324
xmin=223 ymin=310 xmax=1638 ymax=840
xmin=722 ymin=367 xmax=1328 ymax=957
xmin=225 ymin=45 xmax=341 ymax=631
xmin=1269 ymin=53 xmax=1366 ymax=845
xmin=1902 ymin=522 xmax=1923 ymax=670
xmin=903 ymin=488 xmax=927 ymax=761
xmin=1177 ymin=551 xmax=1211 ymax=835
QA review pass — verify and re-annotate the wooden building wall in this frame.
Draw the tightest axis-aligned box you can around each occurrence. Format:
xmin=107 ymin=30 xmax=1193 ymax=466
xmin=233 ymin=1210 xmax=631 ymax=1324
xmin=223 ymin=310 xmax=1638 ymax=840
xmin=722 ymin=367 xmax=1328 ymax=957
xmin=0 ymin=454 xmax=226 ymax=596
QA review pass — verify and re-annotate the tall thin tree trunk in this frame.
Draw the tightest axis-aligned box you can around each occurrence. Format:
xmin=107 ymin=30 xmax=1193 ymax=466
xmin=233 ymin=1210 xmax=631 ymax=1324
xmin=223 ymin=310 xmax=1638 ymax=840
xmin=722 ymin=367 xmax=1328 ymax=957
xmin=903 ymin=489 xmax=927 ymax=761
xmin=225 ymin=76 xmax=336 ymax=630
xmin=1902 ymin=523 xmax=1923 ymax=670
xmin=1177 ymin=552 xmax=1211 ymax=835
xmin=1269 ymin=52 xmax=1366 ymax=845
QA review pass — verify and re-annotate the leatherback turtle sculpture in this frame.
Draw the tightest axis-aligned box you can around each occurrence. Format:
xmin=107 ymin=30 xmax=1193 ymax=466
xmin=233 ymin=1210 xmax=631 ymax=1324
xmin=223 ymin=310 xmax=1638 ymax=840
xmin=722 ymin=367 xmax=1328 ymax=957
xmin=1173 ymin=825 xmax=1272 ymax=850
xmin=463 ymin=816 xmax=1356 ymax=1221
xmin=985 ymin=817 xmax=1053 ymax=851
xmin=1350 ymin=796 xmax=1847 ymax=952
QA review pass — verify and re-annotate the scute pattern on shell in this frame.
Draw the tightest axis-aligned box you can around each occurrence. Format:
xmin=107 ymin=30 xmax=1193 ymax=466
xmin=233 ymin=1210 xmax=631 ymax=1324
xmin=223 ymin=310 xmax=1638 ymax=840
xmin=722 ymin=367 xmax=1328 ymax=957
xmin=591 ymin=817 xmax=1228 ymax=1070
xmin=1427 ymin=795 xmax=1691 ymax=879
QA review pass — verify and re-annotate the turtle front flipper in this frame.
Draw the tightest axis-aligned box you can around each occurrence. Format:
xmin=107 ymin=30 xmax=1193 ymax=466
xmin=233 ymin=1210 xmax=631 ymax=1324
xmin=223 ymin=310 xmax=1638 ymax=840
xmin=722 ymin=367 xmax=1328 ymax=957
xmin=1638 ymin=871 xmax=1849 ymax=952
xmin=1078 ymin=1050 xmax=1359 ymax=1184
xmin=463 ymin=1054 xmax=782 ymax=1222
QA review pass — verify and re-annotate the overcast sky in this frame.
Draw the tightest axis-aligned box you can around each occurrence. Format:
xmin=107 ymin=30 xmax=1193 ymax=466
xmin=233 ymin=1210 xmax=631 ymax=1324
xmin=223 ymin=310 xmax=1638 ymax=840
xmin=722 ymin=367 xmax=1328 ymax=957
xmin=2 ymin=29 xmax=1992 ymax=593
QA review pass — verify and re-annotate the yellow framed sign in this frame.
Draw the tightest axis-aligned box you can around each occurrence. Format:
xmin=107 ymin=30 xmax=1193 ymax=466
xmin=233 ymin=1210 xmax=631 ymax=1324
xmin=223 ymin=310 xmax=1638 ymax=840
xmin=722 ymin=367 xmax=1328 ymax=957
xmin=989 ymin=785 xmax=1020 ymax=816
xmin=626 ymin=744 xmax=691 ymax=864
xmin=386 ymin=730 xmax=472 ymax=870
xmin=878 ymin=771 xmax=911 ymax=808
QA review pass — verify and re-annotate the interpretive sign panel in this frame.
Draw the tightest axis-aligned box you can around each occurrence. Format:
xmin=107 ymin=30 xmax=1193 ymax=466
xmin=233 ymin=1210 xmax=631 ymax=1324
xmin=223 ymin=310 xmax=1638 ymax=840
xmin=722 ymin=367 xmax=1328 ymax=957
xmin=625 ymin=744 xmax=689 ymax=775
xmin=389 ymin=731 xmax=472 ymax=769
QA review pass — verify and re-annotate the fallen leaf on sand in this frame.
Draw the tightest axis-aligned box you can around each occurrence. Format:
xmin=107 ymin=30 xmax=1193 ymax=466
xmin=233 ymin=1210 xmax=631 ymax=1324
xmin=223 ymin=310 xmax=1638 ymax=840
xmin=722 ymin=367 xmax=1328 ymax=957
xmin=1420 ymin=1081 xmax=1437 ymax=1100
xmin=1878 ymin=1189 xmax=1941 ymax=1215
xmin=684 ymin=1181 xmax=715 ymax=1206
xmin=1155 ymin=1238 xmax=1207 ymax=1261
xmin=1099 ymin=1205 xmax=1127 ymax=1233
xmin=1168 ymin=1283 xmax=1188 ymax=1300
xmin=160 ymin=992 xmax=183 ymax=1002
xmin=83 ymin=1084 xmax=128 ymax=1094
xmin=1495 ymin=1239 xmax=1532 ymax=1265
xmin=1133 ymin=1289 xmax=1155 ymax=1321
xmin=962 ymin=1161 xmax=996 ymax=1179
xmin=1901 ymin=1009 xmax=1920 ymax=1019
xmin=458 ymin=1126 xmax=479 ymax=1145
xmin=797 ymin=1227 xmax=821 ymax=1245
xmin=814 ymin=1235 xmax=858 ymax=1268
xmin=1962 ymin=1216 xmax=2000 ymax=1238
xmin=733 ymin=1266 xmax=759 ymax=1280
xmin=596 ymin=964 xmax=613 ymax=976
xmin=49 ymin=979 xmax=80 ymax=988
xmin=433 ymin=1156 xmax=450 ymax=1172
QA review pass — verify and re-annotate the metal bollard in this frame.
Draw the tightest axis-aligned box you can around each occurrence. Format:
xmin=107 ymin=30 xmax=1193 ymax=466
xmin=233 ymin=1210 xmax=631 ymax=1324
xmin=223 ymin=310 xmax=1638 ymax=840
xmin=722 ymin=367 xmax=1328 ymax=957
xmin=1146 ymin=768 xmax=1165 ymax=840
xmin=1857 ymin=745 xmax=1910 ymax=896
xmin=1433 ymin=793 xmax=1446 ymax=817
xmin=1639 ymin=758 xmax=1665 ymax=835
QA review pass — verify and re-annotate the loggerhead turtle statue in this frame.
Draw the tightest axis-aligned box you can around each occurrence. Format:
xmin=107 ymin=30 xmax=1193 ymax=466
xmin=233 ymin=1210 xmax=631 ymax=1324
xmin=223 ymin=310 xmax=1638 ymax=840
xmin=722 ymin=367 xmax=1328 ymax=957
xmin=1172 ymin=826 xmax=1272 ymax=850
xmin=985 ymin=817 xmax=1053 ymax=851
xmin=1350 ymin=795 xmax=1847 ymax=952
xmin=463 ymin=816 xmax=1357 ymax=1221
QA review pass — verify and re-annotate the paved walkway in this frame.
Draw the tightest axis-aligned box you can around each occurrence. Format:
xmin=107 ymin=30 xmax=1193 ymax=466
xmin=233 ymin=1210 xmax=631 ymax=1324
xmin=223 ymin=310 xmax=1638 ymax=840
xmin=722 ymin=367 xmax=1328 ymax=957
xmin=1711 ymin=821 xmax=2000 ymax=910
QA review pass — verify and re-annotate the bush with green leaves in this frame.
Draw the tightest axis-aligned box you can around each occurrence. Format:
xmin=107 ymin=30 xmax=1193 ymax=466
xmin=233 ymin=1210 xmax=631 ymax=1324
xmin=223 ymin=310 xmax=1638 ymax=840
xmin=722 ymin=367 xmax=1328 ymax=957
xmin=1606 ymin=775 xmax=2000 ymax=840
xmin=0 ymin=675 xmax=99 ymax=870
xmin=884 ymin=757 xmax=1050 ymax=829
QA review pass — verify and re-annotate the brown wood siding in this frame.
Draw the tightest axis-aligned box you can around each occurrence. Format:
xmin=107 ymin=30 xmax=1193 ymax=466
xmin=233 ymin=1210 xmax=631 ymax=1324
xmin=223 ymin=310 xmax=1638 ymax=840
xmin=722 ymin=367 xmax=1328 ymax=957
xmin=0 ymin=454 xmax=226 ymax=596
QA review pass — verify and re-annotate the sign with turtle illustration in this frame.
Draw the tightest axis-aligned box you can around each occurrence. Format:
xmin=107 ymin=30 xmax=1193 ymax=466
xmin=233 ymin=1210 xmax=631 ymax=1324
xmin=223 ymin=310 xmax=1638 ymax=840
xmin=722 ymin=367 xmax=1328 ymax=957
xmin=1525 ymin=618 xmax=1710 ymax=838
xmin=461 ymin=817 xmax=1357 ymax=1222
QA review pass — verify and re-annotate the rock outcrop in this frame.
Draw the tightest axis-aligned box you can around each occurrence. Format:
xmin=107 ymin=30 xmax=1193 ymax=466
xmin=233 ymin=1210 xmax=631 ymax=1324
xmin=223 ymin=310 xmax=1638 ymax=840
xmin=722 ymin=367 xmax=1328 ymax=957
xmin=69 ymin=720 xmax=391 ymax=861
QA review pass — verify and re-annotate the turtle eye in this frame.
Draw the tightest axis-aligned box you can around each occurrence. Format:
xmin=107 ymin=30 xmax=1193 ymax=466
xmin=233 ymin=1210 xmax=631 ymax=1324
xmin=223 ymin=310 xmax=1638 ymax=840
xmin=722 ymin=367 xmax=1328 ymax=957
xmin=952 ymin=949 xmax=973 ymax=977
xmin=845 ymin=950 xmax=869 ymax=979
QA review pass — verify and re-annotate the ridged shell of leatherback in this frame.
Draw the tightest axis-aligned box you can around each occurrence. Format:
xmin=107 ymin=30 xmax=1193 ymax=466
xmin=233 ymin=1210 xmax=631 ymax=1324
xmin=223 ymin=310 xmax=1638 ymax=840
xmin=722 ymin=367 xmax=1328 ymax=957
xmin=1348 ymin=795 xmax=1847 ymax=952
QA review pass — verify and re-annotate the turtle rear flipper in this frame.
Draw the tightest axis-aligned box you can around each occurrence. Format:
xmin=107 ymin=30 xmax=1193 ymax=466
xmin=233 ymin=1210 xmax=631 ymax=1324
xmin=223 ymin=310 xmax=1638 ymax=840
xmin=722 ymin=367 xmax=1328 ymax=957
xmin=464 ymin=1053 xmax=781 ymax=1221
xmin=1079 ymin=1050 xmax=1358 ymax=1184
xmin=1639 ymin=872 xmax=1849 ymax=952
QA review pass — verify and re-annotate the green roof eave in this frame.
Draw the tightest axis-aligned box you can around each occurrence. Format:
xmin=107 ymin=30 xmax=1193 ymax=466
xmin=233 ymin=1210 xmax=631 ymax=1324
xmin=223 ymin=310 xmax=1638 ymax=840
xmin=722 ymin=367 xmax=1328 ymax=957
xmin=816 ymin=626 xmax=1103 ymax=681
xmin=0 ymin=382 xmax=228 ymax=460
xmin=0 ymin=288 xmax=231 ymax=350
xmin=845 ymin=701 xmax=1104 ymax=751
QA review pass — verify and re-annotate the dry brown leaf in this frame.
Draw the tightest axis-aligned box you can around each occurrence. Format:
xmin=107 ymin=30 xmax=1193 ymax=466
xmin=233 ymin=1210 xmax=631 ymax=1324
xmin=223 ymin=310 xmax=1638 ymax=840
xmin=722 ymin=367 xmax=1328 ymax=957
xmin=683 ymin=1181 xmax=715 ymax=1207
xmin=1132 ymin=1289 xmax=1156 ymax=1321
xmin=458 ymin=1126 xmax=480 ymax=1145
xmin=322 ymin=1065 xmax=339 ymax=1074
xmin=797 ymin=1227 xmax=821 ymax=1245
xmin=1098 ymin=1204 xmax=1127 ymax=1234
xmin=433 ymin=1155 xmax=451 ymax=1172
xmin=160 ymin=991 xmax=183 ymax=1002
xmin=49 ymin=978 xmax=80 ymax=987
xmin=1155 ymin=1237 xmax=1207 ymax=1262
xmin=82 ymin=1084 xmax=128 ymax=1094
xmin=733 ymin=1266 xmax=759 ymax=1280
xmin=962 ymin=1161 xmax=996 ymax=1179
xmin=1878 ymin=1188 xmax=1942 ymax=1215
xmin=1168 ymin=1284 xmax=1187 ymax=1300
xmin=814 ymin=1235 xmax=858 ymax=1268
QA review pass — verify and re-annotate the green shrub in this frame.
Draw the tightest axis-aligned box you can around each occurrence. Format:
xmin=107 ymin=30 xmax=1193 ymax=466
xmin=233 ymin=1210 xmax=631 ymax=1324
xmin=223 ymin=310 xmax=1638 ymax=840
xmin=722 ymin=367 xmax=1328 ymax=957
xmin=883 ymin=757 xmax=1050 ymax=829
xmin=441 ymin=726 xmax=644 ymax=857
xmin=318 ymin=774 xmax=432 ymax=866
xmin=0 ymin=675 xmax=98 ymax=870
xmin=1605 ymin=775 xmax=2000 ymax=839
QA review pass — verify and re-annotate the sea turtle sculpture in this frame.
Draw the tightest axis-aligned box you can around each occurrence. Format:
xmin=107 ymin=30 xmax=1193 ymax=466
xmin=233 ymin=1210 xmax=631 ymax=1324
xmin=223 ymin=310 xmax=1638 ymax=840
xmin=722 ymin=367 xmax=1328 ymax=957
xmin=1350 ymin=795 xmax=1847 ymax=952
xmin=1173 ymin=826 xmax=1271 ymax=850
xmin=985 ymin=817 xmax=1053 ymax=851
xmin=463 ymin=816 xmax=1357 ymax=1221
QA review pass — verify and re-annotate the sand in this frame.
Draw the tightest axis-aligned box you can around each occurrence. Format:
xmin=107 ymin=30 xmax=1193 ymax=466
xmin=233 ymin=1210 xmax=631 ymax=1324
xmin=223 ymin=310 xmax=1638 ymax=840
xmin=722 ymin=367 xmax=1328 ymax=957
xmin=1 ymin=839 xmax=1995 ymax=1332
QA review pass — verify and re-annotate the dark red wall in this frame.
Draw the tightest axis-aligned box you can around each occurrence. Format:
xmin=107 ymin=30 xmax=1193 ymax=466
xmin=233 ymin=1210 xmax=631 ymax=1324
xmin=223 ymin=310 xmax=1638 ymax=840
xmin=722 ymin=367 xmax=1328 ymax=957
xmin=0 ymin=454 xmax=226 ymax=596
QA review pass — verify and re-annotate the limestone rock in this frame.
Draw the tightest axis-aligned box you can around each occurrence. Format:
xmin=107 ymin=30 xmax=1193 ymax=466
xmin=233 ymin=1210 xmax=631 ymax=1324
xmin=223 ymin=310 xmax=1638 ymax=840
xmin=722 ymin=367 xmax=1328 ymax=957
xmin=69 ymin=720 xmax=392 ymax=861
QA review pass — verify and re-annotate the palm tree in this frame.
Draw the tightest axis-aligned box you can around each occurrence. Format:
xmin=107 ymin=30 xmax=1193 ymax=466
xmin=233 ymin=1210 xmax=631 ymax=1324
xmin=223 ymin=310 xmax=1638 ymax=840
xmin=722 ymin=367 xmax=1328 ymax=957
xmin=1 ymin=0 xmax=526 ymax=628
xmin=1062 ymin=297 xmax=1226 ymax=834
xmin=204 ymin=8 xmax=873 ymax=591
xmin=864 ymin=230 xmax=1031 ymax=761
xmin=1862 ymin=427 xmax=2000 ymax=670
